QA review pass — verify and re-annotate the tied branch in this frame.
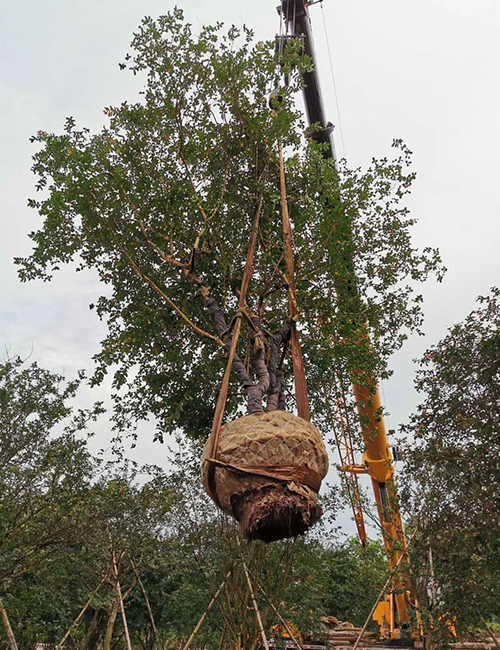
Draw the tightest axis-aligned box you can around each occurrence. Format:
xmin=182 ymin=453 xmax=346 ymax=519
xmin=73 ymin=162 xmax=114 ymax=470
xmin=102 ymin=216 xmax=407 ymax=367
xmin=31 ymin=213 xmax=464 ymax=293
xmin=107 ymin=146 xmax=295 ymax=415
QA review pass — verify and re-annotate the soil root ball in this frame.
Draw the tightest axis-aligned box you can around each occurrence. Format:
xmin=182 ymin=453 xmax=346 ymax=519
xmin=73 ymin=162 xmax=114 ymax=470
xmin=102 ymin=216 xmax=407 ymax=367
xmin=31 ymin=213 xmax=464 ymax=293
xmin=201 ymin=411 xmax=329 ymax=542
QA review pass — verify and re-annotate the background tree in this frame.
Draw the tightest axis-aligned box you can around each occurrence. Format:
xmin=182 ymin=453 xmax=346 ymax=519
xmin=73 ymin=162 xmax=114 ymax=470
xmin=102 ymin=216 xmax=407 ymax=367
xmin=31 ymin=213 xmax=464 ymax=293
xmin=0 ymin=427 xmax=388 ymax=650
xmin=322 ymin=538 xmax=388 ymax=627
xmin=401 ymin=287 xmax=500 ymax=638
xmin=0 ymin=357 xmax=103 ymax=584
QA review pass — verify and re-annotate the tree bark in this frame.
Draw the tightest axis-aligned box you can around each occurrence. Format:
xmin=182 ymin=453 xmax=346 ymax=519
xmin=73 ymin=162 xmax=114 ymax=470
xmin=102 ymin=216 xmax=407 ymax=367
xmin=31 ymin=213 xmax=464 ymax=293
xmin=206 ymin=298 xmax=293 ymax=415
xmin=0 ymin=599 xmax=19 ymax=650
xmin=267 ymin=320 xmax=292 ymax=412
xmin=83 ymin=608 xmax=102 ymax=650
xmin=205 ymin=296 xmax=265 ymax=414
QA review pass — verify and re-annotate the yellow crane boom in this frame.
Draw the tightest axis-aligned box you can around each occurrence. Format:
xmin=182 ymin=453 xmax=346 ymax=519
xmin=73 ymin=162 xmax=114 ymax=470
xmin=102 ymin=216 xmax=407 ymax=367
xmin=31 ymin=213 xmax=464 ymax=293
xmin=278 ymin=0 xmax=417 ymax=639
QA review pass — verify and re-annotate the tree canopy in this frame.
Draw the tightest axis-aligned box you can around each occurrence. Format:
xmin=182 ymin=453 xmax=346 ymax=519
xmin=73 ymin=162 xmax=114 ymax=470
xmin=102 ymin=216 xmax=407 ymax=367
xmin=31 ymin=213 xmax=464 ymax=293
xmin=0 ymin=357 xmax=102 ymax=584
xmin=17 ymin=9 xmax=443 ymax=443
xmin=401 ymin=288 xmax=500 ymax=636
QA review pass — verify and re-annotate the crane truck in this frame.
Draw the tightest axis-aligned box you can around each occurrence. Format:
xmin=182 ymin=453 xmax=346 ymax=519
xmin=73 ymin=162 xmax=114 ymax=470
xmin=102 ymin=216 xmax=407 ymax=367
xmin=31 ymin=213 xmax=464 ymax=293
xmin=273 ymin=0 xmax=418 ymax=644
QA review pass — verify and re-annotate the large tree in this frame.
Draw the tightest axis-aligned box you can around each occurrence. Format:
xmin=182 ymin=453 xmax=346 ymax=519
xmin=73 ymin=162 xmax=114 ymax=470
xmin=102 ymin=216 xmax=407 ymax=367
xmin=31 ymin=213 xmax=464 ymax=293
xmin=401 ymin=288 xmax=500 ymax=636
xmin=17 ymin=9 xmax=443 ymax=444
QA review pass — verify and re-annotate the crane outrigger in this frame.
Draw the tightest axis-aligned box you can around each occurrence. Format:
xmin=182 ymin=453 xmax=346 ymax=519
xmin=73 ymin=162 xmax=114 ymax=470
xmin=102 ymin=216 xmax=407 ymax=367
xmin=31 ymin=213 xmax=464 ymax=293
xmin=276 ymin=0 xmax=418 ymax=641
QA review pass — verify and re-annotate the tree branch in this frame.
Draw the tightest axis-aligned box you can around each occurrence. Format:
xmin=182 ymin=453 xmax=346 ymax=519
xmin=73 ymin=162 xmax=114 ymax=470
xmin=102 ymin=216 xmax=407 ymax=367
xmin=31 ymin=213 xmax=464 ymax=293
xmin=138 ymin=222 xmax=188 ymax=269
xmin=126 ymin=253 xmax=223 ymax=347
xmin=204 ymin=297 xmax=252 ymax=389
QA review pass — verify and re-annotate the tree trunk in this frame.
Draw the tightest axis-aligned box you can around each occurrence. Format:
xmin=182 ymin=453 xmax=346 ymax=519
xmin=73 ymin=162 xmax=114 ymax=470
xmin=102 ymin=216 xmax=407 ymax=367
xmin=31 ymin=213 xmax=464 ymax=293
xmin=0 ymin=599 xmax=19 ymax=650
xmin=103 ymin=599 xmax=118 ymax=650
xmin=84 ymin=608 xmax=106 ymax=650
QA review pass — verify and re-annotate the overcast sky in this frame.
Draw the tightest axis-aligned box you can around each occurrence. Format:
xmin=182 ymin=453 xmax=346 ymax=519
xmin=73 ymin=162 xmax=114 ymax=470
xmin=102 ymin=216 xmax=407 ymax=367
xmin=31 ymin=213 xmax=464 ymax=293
xmin=1 ymin=0 xmax=499 ymax=530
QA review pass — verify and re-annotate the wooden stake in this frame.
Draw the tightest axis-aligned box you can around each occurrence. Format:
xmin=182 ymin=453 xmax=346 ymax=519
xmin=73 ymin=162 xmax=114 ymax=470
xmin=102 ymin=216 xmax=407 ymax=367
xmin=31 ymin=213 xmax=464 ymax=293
xmin=0 ymin=599 xmax=19 ymax=650
xmin=131 ymin=557 xmax=157 ymax=638
xmin=55 ymin=574 xmax=108 ymax=650
xmin=256 ymin=582 xmax=303 ymax=650
xmin=240 ymin=556 xmax=270 ymax=650
xmin=112 ymin=551 xmax=133 ymax=650
xmin=182 ymin=570 xmax=232 ymax=650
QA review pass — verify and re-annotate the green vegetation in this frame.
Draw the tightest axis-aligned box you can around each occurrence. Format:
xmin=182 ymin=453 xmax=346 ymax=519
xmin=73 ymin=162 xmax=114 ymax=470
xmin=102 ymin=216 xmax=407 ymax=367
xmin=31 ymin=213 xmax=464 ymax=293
xmin=401 ymin=288 xmax=500 ymax=637
xmin=17 ymin=10 xmax=442 ymax=444
xmin=3 ymin=7 xmax=498 ymax=650
xmin=0 ymin=357 xmax=388 ymax=650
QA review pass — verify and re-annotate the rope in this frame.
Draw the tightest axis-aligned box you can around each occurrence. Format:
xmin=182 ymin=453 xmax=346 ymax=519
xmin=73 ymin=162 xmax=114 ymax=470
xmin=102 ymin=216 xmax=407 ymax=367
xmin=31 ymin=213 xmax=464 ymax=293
xmin=207 ymin=459 xmax=322 ymax=493
xmin=207 ymin=193 xmax=265 ymax=504
xmin=207 ymin=138 xmax=312 ymax=507
xmin=277 ymin=139 xmax=310 ymax=421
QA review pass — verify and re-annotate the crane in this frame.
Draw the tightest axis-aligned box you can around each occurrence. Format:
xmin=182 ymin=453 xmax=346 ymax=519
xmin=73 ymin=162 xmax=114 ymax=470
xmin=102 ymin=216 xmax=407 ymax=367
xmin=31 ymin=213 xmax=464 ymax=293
xmin=276 ymin=0 xmax=418 ymax=641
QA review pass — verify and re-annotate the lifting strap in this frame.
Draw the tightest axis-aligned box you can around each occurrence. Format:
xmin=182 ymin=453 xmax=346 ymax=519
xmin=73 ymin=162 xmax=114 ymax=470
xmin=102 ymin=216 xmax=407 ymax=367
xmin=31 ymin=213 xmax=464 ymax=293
xmin=206 ymin=193 xmax=264 ymax=503
xmin=207 ymin=140 xmax=312 ymax=504
xmin=277 ymin=139 xmax=310 ymax=421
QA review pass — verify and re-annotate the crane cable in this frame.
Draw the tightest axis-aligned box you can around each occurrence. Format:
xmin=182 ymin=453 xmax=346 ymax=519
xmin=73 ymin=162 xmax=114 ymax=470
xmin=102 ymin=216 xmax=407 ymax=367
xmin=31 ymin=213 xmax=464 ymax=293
xmin=320 ymin=1 xmax=347 ymax=160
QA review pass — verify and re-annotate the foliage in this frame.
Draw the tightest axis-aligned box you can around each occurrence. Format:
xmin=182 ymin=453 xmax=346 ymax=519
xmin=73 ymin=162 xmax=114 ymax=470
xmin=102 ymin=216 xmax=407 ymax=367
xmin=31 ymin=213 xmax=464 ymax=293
xmin=0 ymin=408 xmax=387 ymax=650
xmin=17 ymin=9 xmax=443 ymax=444
xmin=322 ymin=538 xmax=388 ymax=627
xmin=0 ymin=357 xmax=103 ymax=584
xmin=401 ymin=288 xmax=500 ymax=637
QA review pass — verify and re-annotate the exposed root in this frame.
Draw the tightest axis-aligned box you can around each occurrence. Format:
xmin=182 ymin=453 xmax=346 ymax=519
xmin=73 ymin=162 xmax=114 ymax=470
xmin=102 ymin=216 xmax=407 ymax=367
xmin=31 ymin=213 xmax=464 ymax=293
xmin=233 ymin=483 xmax=322 ymax=543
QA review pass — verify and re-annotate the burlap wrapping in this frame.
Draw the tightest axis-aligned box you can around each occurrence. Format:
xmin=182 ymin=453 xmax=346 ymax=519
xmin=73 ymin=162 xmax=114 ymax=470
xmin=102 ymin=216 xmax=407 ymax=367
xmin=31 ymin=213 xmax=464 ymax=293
xmin=201 ymin=410 xmax=329 ymax=520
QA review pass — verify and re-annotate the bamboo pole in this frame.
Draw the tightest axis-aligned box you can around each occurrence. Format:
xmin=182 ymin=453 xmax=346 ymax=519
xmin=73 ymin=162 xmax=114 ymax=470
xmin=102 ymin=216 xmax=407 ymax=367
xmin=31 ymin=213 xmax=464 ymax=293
xmin=428 ymin=547 xmax=437 ymax=609
xmin=182 ymin=570 xmax=232 ymax=650
xmin=55 ymin=574 xmax=108 ymax=650
xmin=480 ymin=616 xmax=500 ymax=650
xmin=0 ymin=599 xmax=19 ymax=650
xmin=256 ymin=582 xmax=303 ymax=650
xmin=131 ymin=557 xmax=157 ymax=638
xmin=112 ymin=551 xmax=133 ymax=650
xmin=240 ymin=556 xmax=270 ymax=650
